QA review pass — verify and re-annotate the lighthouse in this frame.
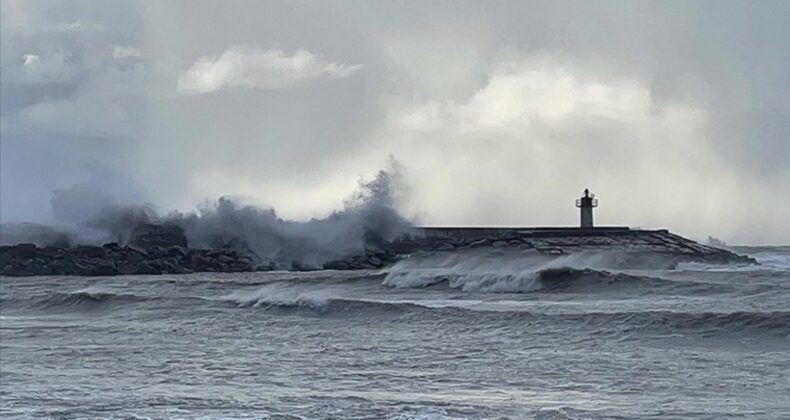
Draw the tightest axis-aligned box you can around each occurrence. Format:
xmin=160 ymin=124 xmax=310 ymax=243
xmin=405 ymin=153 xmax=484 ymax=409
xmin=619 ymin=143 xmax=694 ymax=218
xmin=575 ymin=188 xmax=598 ymax=228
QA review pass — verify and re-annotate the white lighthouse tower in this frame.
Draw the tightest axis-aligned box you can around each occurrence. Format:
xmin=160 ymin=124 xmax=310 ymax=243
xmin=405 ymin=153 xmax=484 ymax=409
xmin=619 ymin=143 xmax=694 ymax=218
xmin=575 ymin=188 xmax=598 ymax=228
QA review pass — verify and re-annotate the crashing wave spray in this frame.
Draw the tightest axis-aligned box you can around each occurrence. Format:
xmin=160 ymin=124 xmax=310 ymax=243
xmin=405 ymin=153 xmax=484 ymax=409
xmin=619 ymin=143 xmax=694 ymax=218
xmin=0 ymin=161 xmax=412 ymax=268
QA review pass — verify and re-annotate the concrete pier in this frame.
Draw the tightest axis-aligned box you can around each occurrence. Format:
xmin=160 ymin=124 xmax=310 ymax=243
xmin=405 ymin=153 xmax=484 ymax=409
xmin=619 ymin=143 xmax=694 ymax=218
xmin=386 ymin=226 xmax=754 ymax=265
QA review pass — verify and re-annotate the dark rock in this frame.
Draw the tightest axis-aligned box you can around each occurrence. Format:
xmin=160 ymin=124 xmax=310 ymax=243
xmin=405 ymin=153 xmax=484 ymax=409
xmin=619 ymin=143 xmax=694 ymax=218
xmin=73 ymin=262 xmax=96 ymax=276
xmin=322 ymin=260 xmax=348 ymax=270
xmin=218 ymin=255 xmax=235 ymax=264
xmin=291 ymin=261 xmax=319 ymax=271
xmin=93 ymin=259 xmax=118 ymax=276
xmin=72 ymin=245 xmax=107 ymax=259
xmin=135 ymin=262 xmax=162 ymax=275
xmin=129 ymin=224 xmax=188 ymax=249
xmin=15 ymin=243 xmax=39 ymax=258
xmin=146 ymin=246 xmax=166 ymax=258
xmin=103 ymin=242 xmax=120 ymax=251
xmin=255 ymin=262 xmax=275 ymax=272
xmin=166 ymin=246 xmax=187 ymax=258
xmin=468 ymin=239 xmax=489 ymax=248
xmin=117 ymin=262 xmax=140 ymax=275
xmin=126 ymin=245 xmax=148 ymax=258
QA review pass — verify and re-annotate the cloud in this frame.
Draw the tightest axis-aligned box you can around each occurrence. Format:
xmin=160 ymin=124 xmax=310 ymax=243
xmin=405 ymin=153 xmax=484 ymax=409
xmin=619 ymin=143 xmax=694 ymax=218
xmin=19 ymin=94 xmax=132 ymax=138
xmin=176 ymin=46 xmax=362 ymax=95
xmin=113 ymin=45 xmax=142 ymax=60
xmin=1 ymin=0 xmax=788 ymax=244
xmin=370 ymin=55 xmax=790 ymax=243
xmin=16 ymin=50 xmax=79 ymax=83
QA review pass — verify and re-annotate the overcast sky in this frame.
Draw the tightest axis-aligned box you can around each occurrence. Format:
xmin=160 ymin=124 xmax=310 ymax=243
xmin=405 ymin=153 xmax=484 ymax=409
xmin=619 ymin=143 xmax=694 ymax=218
xmin=1 ymin=0 xmax=789 ymax=244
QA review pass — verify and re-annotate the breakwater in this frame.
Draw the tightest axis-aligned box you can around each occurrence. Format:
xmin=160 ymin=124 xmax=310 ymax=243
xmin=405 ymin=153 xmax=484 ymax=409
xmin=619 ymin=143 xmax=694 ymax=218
xmin=0 ymin=224 xmax=754 ymax=276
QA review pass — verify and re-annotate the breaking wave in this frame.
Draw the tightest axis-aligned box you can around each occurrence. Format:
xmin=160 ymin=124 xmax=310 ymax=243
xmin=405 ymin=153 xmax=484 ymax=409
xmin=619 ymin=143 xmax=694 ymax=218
xmin=3 ymin=280 xmax=788 ymax=336
xmin=0 ymin=160 xmax=411 ymax=268
xmin=196 ymin=284 xmax=790 ymax=336
xmin=381 ymin=250 xmax=718 ymax=294
xmin=383 ymin=266 xmax=674 ymax=293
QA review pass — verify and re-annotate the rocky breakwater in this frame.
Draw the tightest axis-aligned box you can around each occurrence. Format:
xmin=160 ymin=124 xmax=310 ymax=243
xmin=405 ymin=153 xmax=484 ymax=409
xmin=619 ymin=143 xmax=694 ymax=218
xmin=1 ymin=224 xmax=756 ymax=277
xmin=0 ymin=224 xmax=254 ymax=276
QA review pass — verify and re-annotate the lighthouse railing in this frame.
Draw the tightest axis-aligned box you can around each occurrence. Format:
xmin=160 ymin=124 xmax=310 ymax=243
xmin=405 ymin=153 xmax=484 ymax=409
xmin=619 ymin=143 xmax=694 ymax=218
xmin=575 ymin=198 xmax=599 ymax=207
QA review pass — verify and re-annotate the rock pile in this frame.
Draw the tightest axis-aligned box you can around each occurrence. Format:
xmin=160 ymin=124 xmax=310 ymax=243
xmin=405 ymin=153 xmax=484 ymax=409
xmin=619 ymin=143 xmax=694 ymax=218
xmin=0 ymin=243 xmax=254 ymax=276
xmin=321 ymin=249 xmax=399 ymax=270
xmin=0 ymin=224 xmax=256 ymax=276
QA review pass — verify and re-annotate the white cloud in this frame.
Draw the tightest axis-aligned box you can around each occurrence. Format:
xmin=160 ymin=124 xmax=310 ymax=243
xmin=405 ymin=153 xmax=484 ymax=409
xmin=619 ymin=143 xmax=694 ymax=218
xmin=22 ymin=54 xmax=40 ymax=67
xmin=113 ymin=45 xmax=142 ymax=60
xmin=17 ymin=50 xmax=79 ymax=83
xmin=176 ymin=46 xmax=362 ymax=95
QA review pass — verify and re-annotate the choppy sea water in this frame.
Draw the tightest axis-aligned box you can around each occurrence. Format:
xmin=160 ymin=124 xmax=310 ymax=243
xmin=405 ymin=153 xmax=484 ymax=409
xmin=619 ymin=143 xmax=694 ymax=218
xmin=1 ymin=247 xmax=789 ymax=419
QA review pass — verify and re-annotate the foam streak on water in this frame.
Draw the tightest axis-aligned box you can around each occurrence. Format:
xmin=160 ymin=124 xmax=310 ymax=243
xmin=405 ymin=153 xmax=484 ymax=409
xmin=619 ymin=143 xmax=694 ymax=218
xmin=1 ymin=248 xmax=789 ymax=419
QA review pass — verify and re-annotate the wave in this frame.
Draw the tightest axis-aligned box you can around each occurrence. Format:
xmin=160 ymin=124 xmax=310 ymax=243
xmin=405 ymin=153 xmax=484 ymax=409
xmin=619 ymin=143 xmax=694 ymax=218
xmin=214 ymin=284 xmax=419 ymax=313
xmin=379 ymin=249 xmax=749 ymax=294
xmin=2 ymin=286 xmax=206 ymax=312
xmin=5 ymin=282 xmax=787 ymax=336
xmin=28 ymin=288 xmax=152 ymax=310
xmin=677 ymin=252 xmax=790 ymax=273
xmin=384 ymin=265 xmax=682 ymax=294
xmin=592 ymin=310 xmax=790 ymax=336
xmin=203 ymin=286 xmax=790 ymax=335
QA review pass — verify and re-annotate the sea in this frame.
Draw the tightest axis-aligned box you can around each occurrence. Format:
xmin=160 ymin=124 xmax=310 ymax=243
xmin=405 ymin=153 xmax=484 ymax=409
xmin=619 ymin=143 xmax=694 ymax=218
xmin=1 ymin=247 xmax=789 ymax=419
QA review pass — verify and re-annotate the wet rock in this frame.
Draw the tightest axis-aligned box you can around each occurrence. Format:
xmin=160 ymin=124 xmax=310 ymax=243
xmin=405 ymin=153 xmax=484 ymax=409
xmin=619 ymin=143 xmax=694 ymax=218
xmin=166 ymin=246 xmax=188 ymax=258
xmin=255 ymin=262 xmax=275 ymax=272
xmin=334 ymin=261 xmax=351 ymax=270
xmin=103 ymin=242 xmax=120 ymax=251
xmin=291 ymin=261 xmax=319 ymax=271
xmin=468 ymin=239 xmax=489 ymax=248
xmin=117 ymin=262 xmax=141 ymax=275
xmin=14 ymin=243 xmax=39 ymax=258
xmin=93 ymin=258 xmax=118 ymax=276
xmin=130 ymin=224 xmax=188 ymax=249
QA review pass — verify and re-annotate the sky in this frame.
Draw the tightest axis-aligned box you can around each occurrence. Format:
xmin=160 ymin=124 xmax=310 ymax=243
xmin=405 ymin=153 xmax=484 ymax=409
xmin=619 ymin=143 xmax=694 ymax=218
xmin=1 ymin=0 xmax=789 ymax=244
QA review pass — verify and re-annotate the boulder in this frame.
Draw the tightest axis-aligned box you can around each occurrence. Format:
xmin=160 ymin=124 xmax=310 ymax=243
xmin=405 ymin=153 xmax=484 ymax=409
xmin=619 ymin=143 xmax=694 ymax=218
xmin=166 ymin=246 xmax=188 ymax=258
xmin=72 ymin=245 xmax=107 ymax=259
xmin=14 ymin=243 xmax=39 ymax=258
xmin=92 ymin=258 xmax=119 ymax=276
xmin=255 ymin=262 xmax=276 ymax=272
xmin=129 ymin=224 xmax=188 ymax=249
